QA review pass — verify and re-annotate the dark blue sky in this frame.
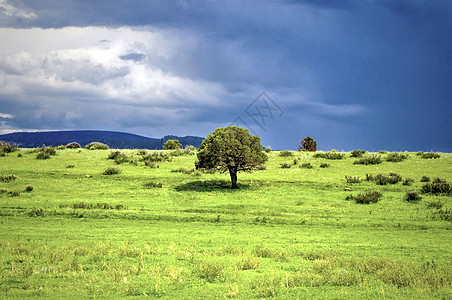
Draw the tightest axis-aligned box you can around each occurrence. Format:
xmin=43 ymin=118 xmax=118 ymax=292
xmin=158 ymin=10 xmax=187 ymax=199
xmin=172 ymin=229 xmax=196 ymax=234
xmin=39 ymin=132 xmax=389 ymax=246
xmin=0 ymin=0 xmax=451 ymax=151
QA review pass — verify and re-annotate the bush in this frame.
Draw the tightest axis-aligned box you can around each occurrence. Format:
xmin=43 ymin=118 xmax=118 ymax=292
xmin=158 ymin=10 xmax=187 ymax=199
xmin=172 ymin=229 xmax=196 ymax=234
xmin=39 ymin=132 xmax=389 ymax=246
xmin=421 ymin=178 xmax=451 ymax=195
xmin=280 ymin=162 xmax=291 ymax=168
xmin=405 ymin=191 xmax=422 ymax=202
xmin=301 ymin=162 xmax=313 ymax=169
xmin=141 ymin=151 xmax=171 ymax=163
xmin=421 ymin=176 xmax=430 ymax=182
xmin=345 ymin=176 xmax=361 ymax=183
xmin=347 ymin=191 xmax=382 ymax=204
xmin=66 ymin=142 xmax=82 ymax=149
xmin=108 ymin=150 xmax=128 ymax=164
xmin=85 ymin=142 xmax=110 ymax=150
xmin=0 ymin=141 xmax=19 ymax=154
xmin=350 ymin=149 xmax=366 ymax=158
xmin=402 ymin=178 xmax=414 ymax=186
xmin=313 ymin=152 xmax=345 ymax=160
xmin=143 ymin=181 xmax=163 ymax=188
xmin=264 ymin=146 xmax=272 ymax=153
xmin=353 ymin=154 xmax=382 ymax=165
xmin=163 ymin=139 xmax=182 ymax=150
xmin=172 ymin=167 xmax=195 ymax=174
xmin=298 ymin=136 xmax=317 ymax=152
xmin=36 ymin=152 xmax=50 ymax=160
xmin=385 ymin=152 xmax=409 ymax=162
xmin=25 ymin=185 xmax=34 ymax=192
xmin=427 ymin=200 xmax=443 ymax=209
xmin=421 ymin=152 xmax=440 ymax=159
xmin=366 ymin=173 xmax=402 ymax=185
xmin=279 ymin=150 xmax=293 ymax=157
xmin=0 ymin=174 xmax=17 ymax=182
xmin=103 ymin=166 xmax=121 ymax=175
xmin=320 ymin=163 xmax=330 ymax=168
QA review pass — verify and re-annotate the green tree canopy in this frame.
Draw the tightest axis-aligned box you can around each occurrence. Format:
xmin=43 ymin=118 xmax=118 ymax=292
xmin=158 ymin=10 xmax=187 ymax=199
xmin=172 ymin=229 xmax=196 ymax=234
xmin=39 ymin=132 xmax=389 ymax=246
xmin=195 ymin=126 xmax=267 ymax=188
xmin=163 ymin=139 xmax=182 ymax=150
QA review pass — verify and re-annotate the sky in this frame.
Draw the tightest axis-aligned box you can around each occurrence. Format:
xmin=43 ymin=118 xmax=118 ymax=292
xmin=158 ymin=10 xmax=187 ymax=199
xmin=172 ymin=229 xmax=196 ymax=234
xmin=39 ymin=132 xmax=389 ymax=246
xmin=0 ymin=0 xmax=451 ymax=151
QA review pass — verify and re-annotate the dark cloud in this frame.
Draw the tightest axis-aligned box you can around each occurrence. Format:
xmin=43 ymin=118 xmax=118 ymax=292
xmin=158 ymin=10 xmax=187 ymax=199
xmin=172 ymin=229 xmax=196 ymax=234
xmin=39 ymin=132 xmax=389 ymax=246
xmin=0 ymin=0 xmax=451 ymax=150
xmin=119 ymin=52 xmax=146 ymax=62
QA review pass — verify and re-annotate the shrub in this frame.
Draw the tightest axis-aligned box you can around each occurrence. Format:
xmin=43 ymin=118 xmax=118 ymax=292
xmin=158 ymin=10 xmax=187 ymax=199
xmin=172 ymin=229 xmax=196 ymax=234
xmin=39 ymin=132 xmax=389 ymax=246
xmin=421 ymin=178 xmax=451 ymax=195
xmin=405 ymin=191 xmax=422 ymax=202
xmin=279 ymin=150 xmax=293 ymax=157
xmin=347 ymin=191 xmax=382 ymax=204
xmin=172 ymin=167 xmax=195 ymax=174
xmin=416 ymin=151 xmax=424 ymax=156
xmin=366 ymin=173 xmax=402 ymax=185
xmin=0 ymin=141 xmax=19 ymax=154
xmin=108 ymin=150 xmax=128 ymax=164
xmin=85 ymin=142 xmax=110 ymax=150
xmin=433 ymin=209 xmax=452 ymax=221
xmin=345 ymin=176 xmax=361 ymax=183
xmin=298 ymin=136 xmax=317 ymax=152
xmin=141 ymin=151 xmax=171 ymax=163
xmin=421 ymin=152 xmax=440 ymax=159
xmin=421 ymin=176 xmax=430 ymax=182
xmin=280 ymin=162 xmax=291 ymax=168
xmin=144 ymin=161 xmax=159 ymax=168
xmin=66 ymin=142 xmax=82 ymax=149
xmin=385 ymin=152 xmax=409 ymax=162
xmin=301 ymin=162 xmax=313 ymax=169
xmin=143 ymin=181 xmax=163 ymax=188
xmin=378 ymin=150 xmax=388 ymax=154
xmin=427 ymin=200 xmax=443 ymax=209
xmin=264 ymin=146 xmax=272 ymax=153
xmin=0 ymin=174 xmax=17 ymax=182
xmin=103 ymin=166 xmax=121 ymax=175
xmin=163 ymin=139 xmax=182 ymax=150
xmin=320 ymin=163 xmax=330 ymax=168
xmin=353 ymin=154 xmax=382 ymax=165
xmin=10 ymin=191 xmax=21 ymax=197
xmin=313 ymin=151 xmax=345 ymax=160
xmin=402 ymin=178 xmax=414 ymax=186
xmin=66 ymin=164 xmax=75 ymax=168
xmin=25 ymin=185 xmax=34 ymax=192
xmin=36 ymin=152 xmax=51 ymax=160
xmin=350 ymin=149 xmax=366 ymax=158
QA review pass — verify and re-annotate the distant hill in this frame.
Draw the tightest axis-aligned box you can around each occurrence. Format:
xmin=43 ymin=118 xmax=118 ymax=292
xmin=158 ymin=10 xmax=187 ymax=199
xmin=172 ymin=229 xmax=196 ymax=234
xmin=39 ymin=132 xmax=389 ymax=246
xmin=0 ymin=130 xmax=204 ymax=149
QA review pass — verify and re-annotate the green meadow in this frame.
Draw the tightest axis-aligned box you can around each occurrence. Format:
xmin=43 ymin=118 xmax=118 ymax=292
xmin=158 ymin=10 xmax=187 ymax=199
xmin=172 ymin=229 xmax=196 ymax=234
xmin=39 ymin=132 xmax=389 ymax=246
xmin=0 ymin=148 xmax=451 ymax=299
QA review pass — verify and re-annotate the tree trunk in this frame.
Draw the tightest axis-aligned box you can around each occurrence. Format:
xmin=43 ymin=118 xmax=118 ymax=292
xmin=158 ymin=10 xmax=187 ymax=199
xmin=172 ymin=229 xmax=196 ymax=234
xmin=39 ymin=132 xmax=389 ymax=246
xmin=229 ymin=168 xmax=239 ymax=189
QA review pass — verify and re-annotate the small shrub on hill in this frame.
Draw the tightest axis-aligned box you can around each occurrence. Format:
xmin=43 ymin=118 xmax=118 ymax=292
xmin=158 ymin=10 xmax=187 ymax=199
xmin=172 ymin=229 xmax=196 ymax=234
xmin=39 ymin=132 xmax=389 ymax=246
xmin=432 ymin=209 xmax=452 ymax=221
xmin=108 ymin=150 xmax=128 ymax=164
xmin=163 ymin=139 xmax=182 ymax=150
xmin=141 ymin=151 xmax=172 ymax=163
xmin=350 ymin=149 xmax=366 ymax=158
xmin=421 ymin=152 xmax=440 ymax=159
xmin=25 ymin=185 xmax=34 ymax=192
xmin=421 ymin=178 xmax=451 ymax=195
xmin=301 ymin=162 xmax=313 ymax=169
xmin=0 ymin=174 xmax=17 ymax=182
xmin=405 ymin=191 xmax=422 ymax=202
xmin=143 ymin=181 xmax=163 ymax=188
xmin=0 ymin=141 xmax=19 ymax=154
xmin=313 ymin=151 xmax=345 ymax=160
xmin=346 ymin=191 xmax=382 ymax=204
xmin=385 ymin=152 xmax=409 ymax=162
xmin=320 ymin=163 xmax=330 ymax=168
xmin=35 ymin=146 xmax=56 ymax=160
xmin=402 ymin=178 xmax=414 ymax=186
xmin=172 ymin=167 xmax=195 ymax=174
xmin=264 ymin=146 xmax=272 ymax=153
xmin=66 ymin=142 xmax=82 ymax=149
xmin=353 ymin=154 xmax=382 ymax=165
xmin=366 ymin=173 xmax=402 ymax=185
xmin=280 ymin=162 xmax=291 ymax=168
xmin=345 ymin=176 xmax=361 ymax=183
xmin=298 ymin=136 xmax=317 ymax=152
xmin=378 ymin=150 xmax=388 ymax=154
xmin=427 ymin=200 xmax=443 ymax=209
xmin=279 ymin=150 xmax=293 ymax=157
xmin=103 ymin=166 xmax=121 ymax=175
xmin=85 ymin=142 xmax=110 ymax=150
xmin=421 ymin=176 xmax=430 ymax=182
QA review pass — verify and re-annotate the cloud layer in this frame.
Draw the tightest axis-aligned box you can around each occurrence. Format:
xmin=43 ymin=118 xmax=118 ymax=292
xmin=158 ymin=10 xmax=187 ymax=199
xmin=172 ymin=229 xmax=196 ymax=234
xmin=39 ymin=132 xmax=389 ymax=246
xmin=0 ymin=0 xmax=451 ymax=151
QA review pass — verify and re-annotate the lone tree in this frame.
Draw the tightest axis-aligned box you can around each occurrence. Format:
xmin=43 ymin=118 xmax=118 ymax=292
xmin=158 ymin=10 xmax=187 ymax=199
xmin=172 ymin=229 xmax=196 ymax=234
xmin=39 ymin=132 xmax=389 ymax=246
xmin=163 ymin=139 xmax=182 ymax=150
xmin=298 ymin=136 xmax=317 ymax=152
xmin=195 ymin=126 xmax=267 ymax=189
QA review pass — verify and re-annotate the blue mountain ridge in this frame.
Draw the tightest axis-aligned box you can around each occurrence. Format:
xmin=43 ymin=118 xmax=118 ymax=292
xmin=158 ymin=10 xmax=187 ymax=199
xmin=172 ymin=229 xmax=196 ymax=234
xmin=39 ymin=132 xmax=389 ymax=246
xmin=0 ymin=130 xmax=204 ymax=149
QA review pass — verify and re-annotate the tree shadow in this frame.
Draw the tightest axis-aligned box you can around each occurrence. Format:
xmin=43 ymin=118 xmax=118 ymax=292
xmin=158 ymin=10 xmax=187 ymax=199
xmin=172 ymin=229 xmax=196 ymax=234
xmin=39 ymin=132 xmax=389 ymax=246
xmin=174 ymin=179 xmax=250 ymax=192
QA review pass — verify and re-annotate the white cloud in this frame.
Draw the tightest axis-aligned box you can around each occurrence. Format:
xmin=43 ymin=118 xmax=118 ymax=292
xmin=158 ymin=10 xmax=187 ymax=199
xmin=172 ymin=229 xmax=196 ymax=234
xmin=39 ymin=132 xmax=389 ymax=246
xmin=0 ymin=0 xmax=37 ymax=20
xmin=0 ymin=112 xmax=14 ymax=118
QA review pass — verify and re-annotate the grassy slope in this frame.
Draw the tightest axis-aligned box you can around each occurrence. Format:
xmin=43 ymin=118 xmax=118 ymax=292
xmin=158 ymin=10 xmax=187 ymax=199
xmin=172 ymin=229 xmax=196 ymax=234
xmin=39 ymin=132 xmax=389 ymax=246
xmin=0 ymin=149 xmax=451 ymax=299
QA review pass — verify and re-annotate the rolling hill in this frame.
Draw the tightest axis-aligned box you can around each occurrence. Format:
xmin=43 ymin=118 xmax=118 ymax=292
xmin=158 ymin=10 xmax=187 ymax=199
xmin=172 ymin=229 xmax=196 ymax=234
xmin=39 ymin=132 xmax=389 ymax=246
xmin=0 ymin=130 xmax=204 ymax=149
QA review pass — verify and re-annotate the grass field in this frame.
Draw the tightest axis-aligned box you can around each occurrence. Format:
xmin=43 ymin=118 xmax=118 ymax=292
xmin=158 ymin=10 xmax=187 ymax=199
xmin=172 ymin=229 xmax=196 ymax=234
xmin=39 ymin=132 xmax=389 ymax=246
xmin=0 ymin=148 xmax=451 ymax=299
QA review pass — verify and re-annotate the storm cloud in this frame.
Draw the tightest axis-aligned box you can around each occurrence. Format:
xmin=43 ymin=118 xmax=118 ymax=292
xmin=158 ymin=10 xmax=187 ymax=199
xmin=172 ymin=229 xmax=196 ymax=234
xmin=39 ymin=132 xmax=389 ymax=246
xmin=0 ymin=0 xmax=451 ymax=151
